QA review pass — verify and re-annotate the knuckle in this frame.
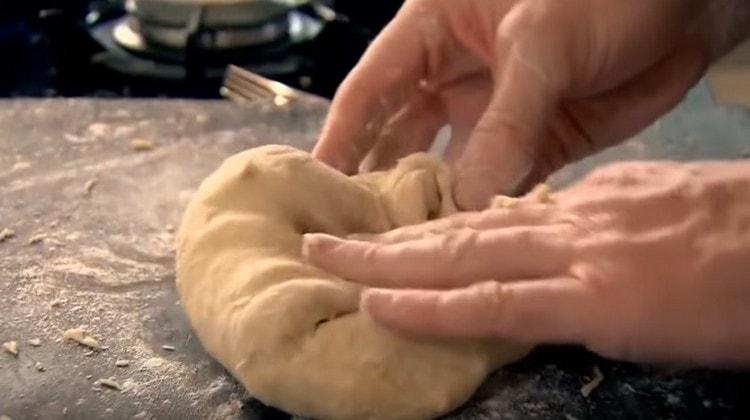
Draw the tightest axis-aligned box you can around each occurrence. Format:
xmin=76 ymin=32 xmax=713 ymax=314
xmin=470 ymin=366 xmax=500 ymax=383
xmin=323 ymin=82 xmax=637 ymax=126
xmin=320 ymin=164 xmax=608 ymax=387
xmin=558 ymin=213 xmax=605 ymax=238
xmin=360 ymin=242 xmax=383 ymax=266
xmin=571 ymin=266 xmax=644 ymax=361
xmin=465 ymin=209 xmax=501 ymax=229
xmin=585 ymin=161 xmax=675 ymax=184
xmin=585 ymin=162 xmax=629 ymax=182
xmin=479 ymin=282 xmax=519 ymax=336
xmin=498 ymin=1 xmax=553 ymax=40
xmin=476 ymin=281 xmax=506 ymax=305
xmin=511 ymin=227 xmax=540 ymax=248
xmin=439 ymin=228 xmax=479 ymax=263
xmin=580 ymin=162 xmax=643 ymax=190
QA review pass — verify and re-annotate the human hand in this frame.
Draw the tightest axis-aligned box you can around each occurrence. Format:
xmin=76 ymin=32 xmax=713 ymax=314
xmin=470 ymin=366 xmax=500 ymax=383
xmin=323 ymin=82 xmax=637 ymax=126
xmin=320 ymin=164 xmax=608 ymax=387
xmin=313 ymin=0 xmax=750 ymax=209
xmin=303 ymin=161 xmax=750 ymax=366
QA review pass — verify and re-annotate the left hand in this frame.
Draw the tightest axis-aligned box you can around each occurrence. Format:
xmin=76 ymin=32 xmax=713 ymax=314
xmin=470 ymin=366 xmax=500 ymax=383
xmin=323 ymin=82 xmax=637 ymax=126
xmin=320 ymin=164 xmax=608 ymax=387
xmin=302 ymin=161 xmax=750 ymax=366
xmin=313 ymin=0 xmax=750 ymax=209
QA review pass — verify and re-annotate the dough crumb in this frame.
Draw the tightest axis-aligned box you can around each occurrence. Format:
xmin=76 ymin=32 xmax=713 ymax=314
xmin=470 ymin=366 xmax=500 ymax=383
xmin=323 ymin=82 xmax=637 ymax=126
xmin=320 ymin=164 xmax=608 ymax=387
xmin=0 ymin=228 xmax=15 ymax=243
xmin=12 ymin=161 xmax=31 ymax=171
xmin=210 ymin=399 xmax=244 ymax=420
xmin=273 ymin=95 xmax=290 ymax=107
xmin=81 ymin=336 xmax=100 ymax=349
xmin=120 ymin=380 xmax=136 ymax=392
xmin=490 ymin=196 xmax=520 ymax=209
xmin=142 ymin=357 xmax=166 ymax=369
xmin=130 ymin=138 xmax=154 ymax=151
xmin=27 ymin=338 xmax=42 ymax=347
xmin=28 ymin=234 xmax=45 ymax=245
xmin=84 ymin=179 xmax=98 ymax=196
xmin=50 ymin=299 xmax=65 ymax=308
xmin=98 ymin=378 xmax=122 ymax=391
xmin=580 ymin=366 xmax=604 ymax=397
xmin=161 ymin=345 xmax=175 ymax=352
xmin=115 ymin=360 xmax=130 ymax=367
xmin=63 ymin=328 xmax=101 ymax=350
xmin=34 ymin=361 xmax=46 ymax=372
xmin=3 ymin=341 xmax=18 ymax=357
xmin=529 ymin=183 xmax=554 ymax=204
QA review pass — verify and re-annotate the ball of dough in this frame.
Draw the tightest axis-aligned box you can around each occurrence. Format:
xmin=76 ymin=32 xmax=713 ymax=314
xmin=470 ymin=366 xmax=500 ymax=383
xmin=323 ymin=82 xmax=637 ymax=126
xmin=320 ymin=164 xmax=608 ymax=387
xmin=176 ymin=145 xmax=529 ymax=420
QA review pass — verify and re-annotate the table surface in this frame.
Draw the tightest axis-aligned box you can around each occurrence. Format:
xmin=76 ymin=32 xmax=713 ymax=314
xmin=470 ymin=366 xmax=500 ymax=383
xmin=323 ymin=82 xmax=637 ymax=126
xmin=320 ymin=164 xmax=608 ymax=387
xmin=1 ymin=83 xmax=750 ymax=420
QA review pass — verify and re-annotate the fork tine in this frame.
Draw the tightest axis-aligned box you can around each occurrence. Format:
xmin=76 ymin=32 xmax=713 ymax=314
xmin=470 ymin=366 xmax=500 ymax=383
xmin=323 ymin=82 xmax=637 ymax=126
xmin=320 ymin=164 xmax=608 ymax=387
xmin=222 ymin=66 xmax=270 ymax=102
xmin=219 ymin=86 xmax=254 ymax=104
xmin=227 ymin=65 xmax=294 ymax=96
xmin=221 ymin=65 xmax=296 ymax=104
xmin=223 ymin=81 xmax=267 ymax=101
xmin=225 ymin=76 xmax=275 ymax=99
xmin=222 ymin=75 xmax=269 ymax=102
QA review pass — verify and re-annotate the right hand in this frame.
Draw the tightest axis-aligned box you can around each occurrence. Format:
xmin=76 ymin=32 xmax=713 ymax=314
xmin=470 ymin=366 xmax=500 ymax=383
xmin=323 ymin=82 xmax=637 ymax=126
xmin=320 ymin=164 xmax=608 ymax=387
xmin=314 ymin=0 xmax=750 ymax=210
xmin=303 ymin=160 xmax=750 ymax=366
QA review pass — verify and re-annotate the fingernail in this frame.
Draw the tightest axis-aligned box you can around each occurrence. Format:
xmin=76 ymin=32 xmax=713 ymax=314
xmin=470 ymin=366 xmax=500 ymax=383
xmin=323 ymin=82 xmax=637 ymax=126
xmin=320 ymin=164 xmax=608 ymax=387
xmin=360 ymin=288 xmax=394 ymax=315
xmin=301 ymin=233 xmax=342 ymax=260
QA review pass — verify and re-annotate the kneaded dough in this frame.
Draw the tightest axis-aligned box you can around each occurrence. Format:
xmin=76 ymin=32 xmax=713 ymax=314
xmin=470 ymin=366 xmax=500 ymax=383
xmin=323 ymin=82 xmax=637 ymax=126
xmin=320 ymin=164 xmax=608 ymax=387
xmin=176 ymin=145 xmax=530 ymax=420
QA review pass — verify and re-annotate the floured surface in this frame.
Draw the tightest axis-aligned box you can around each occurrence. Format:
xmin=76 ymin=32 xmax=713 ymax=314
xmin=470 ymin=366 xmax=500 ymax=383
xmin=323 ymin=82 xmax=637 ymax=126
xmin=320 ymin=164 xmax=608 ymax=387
xmin=0 ymin=98 xmax=327 ymax=419
xmin=2 ymin=96 xmax=750 ymax=420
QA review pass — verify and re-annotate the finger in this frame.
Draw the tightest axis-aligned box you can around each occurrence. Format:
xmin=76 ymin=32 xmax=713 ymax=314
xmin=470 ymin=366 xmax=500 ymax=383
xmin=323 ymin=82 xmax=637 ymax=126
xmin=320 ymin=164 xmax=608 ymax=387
xmin=359 ymin=94 xmax=446 ymax=172
xmin=303 ymin=224 xmax=571 ymax=288
xmin=453 ymin=50 xmax=559 ymax=210
xmin=346 ymin=204 xmax=553 ymax=244
xmin=313 ymin=4 xmax=435 ymax=174
xmin=361 ymin=278 xmax=592 ymax=343
xmin=439 ymin=71 xmax=493 ymax=164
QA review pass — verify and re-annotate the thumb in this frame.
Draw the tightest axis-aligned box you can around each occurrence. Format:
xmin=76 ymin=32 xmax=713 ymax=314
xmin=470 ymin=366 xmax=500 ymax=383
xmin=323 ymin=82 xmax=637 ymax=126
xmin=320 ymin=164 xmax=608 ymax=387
xmin=453 ymin=51 xmax=558 ymax=210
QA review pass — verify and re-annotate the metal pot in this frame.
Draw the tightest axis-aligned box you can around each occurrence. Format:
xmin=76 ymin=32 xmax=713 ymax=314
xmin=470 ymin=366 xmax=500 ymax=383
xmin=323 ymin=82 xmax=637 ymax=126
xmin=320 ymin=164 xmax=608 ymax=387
xmin=126 ymin=0 xmax=311 ymax=28
xmin=124 ymin=0 xmax=323 ymax=49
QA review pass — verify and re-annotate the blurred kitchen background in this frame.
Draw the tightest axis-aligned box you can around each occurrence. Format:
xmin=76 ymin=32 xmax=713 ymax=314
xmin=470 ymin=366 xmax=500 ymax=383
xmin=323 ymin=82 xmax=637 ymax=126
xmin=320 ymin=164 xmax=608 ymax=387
xmin=1 ymin=0 xmax=748 ymax=104
xmin=0 ymin=0 xmax=402 ymax=99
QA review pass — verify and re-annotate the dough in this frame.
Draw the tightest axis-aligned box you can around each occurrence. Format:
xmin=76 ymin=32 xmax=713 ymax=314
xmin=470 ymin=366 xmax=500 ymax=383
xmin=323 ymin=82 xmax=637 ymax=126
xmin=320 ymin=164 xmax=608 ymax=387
xmin=176 ymin=145 xmax=530 ymax=420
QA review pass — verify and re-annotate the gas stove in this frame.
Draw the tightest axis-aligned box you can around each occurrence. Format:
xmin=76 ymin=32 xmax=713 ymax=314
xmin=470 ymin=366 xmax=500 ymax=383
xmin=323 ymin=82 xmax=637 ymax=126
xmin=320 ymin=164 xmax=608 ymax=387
xmin=0 ymin=0 xmax=402 ymax=98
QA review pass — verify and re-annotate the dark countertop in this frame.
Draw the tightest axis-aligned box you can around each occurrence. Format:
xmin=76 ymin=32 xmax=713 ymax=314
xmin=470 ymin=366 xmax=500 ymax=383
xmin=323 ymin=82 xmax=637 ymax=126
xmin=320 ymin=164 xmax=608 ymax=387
xmin=1 ymin=83 xmax=749 ymax=420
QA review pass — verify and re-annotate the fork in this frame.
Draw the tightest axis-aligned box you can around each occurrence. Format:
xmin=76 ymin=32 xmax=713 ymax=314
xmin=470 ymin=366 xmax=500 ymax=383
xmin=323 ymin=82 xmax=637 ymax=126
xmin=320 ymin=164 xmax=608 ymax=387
xmin=220 ymin=65 xmax=299 ymax=106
